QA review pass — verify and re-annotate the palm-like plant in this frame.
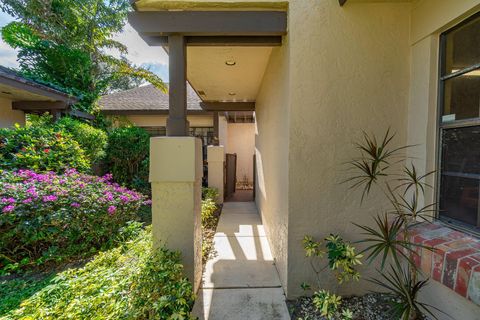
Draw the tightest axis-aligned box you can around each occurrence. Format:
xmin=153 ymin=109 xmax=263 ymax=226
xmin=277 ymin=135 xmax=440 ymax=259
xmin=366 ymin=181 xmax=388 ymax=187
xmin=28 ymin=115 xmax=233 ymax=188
xmin=345 ymin=129 xmax=441 ymax=320
xmin=369 ymin=266 xmax=442 ymax=320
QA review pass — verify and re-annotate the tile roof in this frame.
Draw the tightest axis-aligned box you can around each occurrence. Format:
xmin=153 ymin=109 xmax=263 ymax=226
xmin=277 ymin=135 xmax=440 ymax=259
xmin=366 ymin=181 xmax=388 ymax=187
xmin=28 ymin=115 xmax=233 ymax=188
xmin=98 ymin=84 xmax=203 ymax=112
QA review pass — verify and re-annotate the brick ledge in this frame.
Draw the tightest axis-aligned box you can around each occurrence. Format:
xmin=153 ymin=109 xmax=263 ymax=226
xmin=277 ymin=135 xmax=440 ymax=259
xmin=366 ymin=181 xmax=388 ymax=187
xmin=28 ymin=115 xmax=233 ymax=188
xmin=408 ymin=222 xmax=480 ymax=305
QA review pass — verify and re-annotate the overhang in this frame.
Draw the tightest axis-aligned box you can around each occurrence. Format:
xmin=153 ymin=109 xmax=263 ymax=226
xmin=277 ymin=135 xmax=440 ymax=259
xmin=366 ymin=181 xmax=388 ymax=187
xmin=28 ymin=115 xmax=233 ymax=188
xmin=128 ymin=6 xmax=287 ymax=111
xmin=0 ymin=66 xmax=77 ymax=113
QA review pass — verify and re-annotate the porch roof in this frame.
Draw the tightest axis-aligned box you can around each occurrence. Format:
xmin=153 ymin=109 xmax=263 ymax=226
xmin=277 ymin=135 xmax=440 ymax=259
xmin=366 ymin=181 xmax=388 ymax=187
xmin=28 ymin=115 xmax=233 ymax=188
xmin=0 ymin=66 xmax=77 ymax=113
xmin=128 ymin=1 xmax=287 ymax=134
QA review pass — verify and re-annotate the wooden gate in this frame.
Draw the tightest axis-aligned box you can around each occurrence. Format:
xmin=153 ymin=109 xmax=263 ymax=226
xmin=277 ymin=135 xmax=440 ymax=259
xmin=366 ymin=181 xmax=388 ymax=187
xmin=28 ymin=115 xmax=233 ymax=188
xmin=225 ymin=153 xmax=237 ymax=199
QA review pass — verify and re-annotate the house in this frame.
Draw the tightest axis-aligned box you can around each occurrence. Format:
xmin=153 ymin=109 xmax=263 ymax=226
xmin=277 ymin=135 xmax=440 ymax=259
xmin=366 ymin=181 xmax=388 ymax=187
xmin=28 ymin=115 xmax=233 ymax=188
xmin=99 ymin=84 xmax=256 ymax=192
xmin=0 ymin=66 xmax=79 ymax=127
xmin=128 ymin=0 xmax=480 ymax=319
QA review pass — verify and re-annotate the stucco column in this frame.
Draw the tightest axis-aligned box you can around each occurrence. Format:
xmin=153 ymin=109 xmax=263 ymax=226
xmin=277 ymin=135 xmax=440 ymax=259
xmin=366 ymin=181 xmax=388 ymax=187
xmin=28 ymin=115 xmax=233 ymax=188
xmin=149 ymin=137 xmax=202 ymax=292
xmin=207 ymin=145 xmax=225 ymax=204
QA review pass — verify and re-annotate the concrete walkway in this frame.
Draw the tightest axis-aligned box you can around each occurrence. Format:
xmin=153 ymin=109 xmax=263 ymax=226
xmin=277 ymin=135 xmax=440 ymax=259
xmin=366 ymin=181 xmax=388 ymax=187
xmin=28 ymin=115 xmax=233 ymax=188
xmin=192 ymin=202 xmax=290 ymax=320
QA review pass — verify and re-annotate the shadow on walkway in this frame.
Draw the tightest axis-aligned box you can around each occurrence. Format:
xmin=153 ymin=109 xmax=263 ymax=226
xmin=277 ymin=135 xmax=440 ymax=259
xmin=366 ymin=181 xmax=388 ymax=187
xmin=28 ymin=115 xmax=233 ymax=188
xmin=192 ymin=202 xmax=290 ymax=320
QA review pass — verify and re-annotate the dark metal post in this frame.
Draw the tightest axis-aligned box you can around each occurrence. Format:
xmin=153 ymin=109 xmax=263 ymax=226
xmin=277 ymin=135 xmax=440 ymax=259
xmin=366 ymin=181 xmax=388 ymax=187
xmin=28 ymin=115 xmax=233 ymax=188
xmin=167 ymin=35 xmax=189 ymax=136
xmin=213 ymin=111 xmax=219 ymax=145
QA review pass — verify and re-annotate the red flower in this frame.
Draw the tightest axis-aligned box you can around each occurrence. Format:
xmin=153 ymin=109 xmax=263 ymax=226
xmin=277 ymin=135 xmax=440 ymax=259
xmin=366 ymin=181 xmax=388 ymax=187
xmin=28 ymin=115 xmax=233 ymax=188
xmin=44 ymin=148 xmax=50 ymax=153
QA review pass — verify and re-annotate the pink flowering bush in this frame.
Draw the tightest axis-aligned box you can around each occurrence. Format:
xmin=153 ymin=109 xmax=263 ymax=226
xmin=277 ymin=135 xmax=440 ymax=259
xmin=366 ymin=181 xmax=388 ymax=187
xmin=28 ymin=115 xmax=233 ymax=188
xmin=0 ymin=169 xmax=149 ymax=273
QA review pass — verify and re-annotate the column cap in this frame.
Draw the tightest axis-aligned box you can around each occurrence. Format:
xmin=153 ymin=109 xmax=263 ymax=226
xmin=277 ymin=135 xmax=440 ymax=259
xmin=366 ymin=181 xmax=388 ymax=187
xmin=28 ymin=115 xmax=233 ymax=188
xmin=207 ymin=145 xmax=225 ymax=162
xmin=149 ymin=137 xmax=202 ymax=182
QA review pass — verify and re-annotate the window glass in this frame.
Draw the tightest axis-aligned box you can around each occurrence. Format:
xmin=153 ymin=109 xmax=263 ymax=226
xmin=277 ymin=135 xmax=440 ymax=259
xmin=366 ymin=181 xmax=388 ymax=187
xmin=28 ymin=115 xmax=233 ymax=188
xmin=442 ymin=72 xmax=480 ymax=120
xmin=440 ymin=126 xmax=480 ymax=227
xmin=444 ymin=16 xmax=480 ymax=76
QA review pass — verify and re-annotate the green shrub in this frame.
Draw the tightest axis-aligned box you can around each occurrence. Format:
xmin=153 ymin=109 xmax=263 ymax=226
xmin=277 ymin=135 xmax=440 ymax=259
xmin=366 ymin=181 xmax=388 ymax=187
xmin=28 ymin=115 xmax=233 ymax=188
xmin=0 ymin=169 xmax=148 ymax=273
xmin=4 ymin=227 xmax=195 ymax=320
xmin=104 ymin=126 xmax=150 ymax=190
xmin=0 ymin=123 xmax=90 ymax=173
xmin=55 ymin=117 xmax=107 ymax=164
xmin=201 ymin=198 xmax=217 ymax=224
xmin=202 ymin=187 xmax=219 ymax=202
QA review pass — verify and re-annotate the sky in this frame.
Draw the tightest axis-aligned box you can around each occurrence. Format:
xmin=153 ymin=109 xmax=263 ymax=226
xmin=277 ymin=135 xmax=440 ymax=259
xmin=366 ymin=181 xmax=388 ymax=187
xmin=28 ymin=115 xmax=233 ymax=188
xmin=0 ymin=10 xmax=169 ymax=82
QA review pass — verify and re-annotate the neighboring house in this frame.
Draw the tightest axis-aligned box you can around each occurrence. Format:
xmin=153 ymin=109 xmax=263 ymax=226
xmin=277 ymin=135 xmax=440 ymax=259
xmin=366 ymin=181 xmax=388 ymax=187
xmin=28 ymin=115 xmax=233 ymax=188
xmin=99 ymin=84 xmax=256 ymax=187
xmin=0 ymin=66 xmax=79 ymax=127
xmin=128 ymin=1 xmax=480 ymax=319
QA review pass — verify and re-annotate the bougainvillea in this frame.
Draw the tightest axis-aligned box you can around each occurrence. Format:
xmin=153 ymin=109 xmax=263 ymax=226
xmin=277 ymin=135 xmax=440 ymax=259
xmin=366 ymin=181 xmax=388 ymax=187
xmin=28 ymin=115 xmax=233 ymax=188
xmin=0 ymin=169 xmax=149 ymax=273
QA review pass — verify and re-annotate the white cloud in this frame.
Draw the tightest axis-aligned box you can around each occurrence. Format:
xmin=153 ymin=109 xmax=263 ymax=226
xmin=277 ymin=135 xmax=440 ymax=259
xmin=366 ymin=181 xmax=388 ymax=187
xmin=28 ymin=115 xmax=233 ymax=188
xmin=109 ymin=23 xmax=169 ymax=81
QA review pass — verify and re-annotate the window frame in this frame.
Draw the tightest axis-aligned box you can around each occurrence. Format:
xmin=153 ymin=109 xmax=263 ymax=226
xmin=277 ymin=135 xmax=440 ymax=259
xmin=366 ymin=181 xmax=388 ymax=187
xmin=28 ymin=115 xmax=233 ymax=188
xmin=436 ymin=11 xmax=480 ymax=233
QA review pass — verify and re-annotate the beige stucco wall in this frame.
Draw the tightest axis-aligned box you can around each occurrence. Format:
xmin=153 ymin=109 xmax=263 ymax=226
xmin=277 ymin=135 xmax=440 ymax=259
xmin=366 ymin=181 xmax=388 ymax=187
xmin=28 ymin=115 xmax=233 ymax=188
xmin=285 ymin=0 xmax=411 ymax=298
xmin=226 ymin=123 xmax=255 ymax=185
xmin=0 ymin=97 xmax=25 ymax=128
xmin=218 ymin=115 xmax=228 ymax=149
xmin=116 ymin=114 xmax=214 ymax=128
xmin=255 ymin=33 xmax=290 ymax=289
xmin=136 ymin=0 xmax=480 ymax=317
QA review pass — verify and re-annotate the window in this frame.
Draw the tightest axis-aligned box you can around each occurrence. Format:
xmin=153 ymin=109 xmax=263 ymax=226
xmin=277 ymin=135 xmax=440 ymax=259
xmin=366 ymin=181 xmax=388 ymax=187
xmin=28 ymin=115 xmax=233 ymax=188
xmin=438 ymin=13 xmax=480 ymax=229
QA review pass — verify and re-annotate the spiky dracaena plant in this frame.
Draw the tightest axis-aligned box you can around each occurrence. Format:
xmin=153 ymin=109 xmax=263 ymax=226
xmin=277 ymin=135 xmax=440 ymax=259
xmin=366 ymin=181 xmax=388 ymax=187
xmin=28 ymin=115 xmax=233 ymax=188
xmin=345 ymin=129 xmax=445 ymax=320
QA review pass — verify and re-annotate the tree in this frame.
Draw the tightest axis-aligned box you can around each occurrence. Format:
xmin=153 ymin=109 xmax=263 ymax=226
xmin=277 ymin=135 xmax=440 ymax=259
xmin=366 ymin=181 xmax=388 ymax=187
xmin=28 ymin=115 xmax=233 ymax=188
xmin=0 ymin=0 xmax=166 ymax=113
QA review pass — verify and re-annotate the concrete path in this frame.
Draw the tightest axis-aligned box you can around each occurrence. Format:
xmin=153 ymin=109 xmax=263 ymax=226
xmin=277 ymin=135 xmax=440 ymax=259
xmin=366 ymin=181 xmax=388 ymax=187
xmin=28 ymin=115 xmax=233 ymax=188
xmin=192 ymin=202 xmax=290 ymax=320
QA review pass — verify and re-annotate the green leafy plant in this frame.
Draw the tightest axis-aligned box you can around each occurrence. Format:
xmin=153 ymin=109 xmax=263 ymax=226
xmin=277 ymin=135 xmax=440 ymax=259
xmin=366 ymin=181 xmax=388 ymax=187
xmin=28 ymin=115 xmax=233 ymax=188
xmin=0 ymin=122 xmax=90 ymax=173
xmin=303 ymin=235 xmax=362 ymax=286
xmin=311 ymin=290 xmax=353 ymax=320
xmin=0 ymin=0 xmax=166 ymax=113
xmin=345 ymin=129 xmax=441 ymax=320
xmin=0 ymin=169 xmax=148 ymax=273
xmin=104 ymin=126 xmax=150 ymax=191
xmin=369 ymin=266 xmax=440 ymax=320
xmin=202 ymin=187 xmax=220 ymax=203
xmin=55 ymin=116 xmax=108 ymax=164
xmin=301 ymin=235 xmax=361 ymax=319
xmin=201 ymin=187 xmax=220 ymax=264
xmin=3 ymin=226 xmax=195 ymax=319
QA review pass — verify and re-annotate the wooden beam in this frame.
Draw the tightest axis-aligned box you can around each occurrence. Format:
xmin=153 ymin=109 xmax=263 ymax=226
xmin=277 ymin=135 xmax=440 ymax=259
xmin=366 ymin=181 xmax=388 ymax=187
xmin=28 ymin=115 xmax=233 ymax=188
xmin=141 ymin=35 xmax=283 ymax=47
xmin=339 ymin=0 xmax=347 ymax=6
xmin=188 ymin=36 xmax=283 ymax=46
xmin=12 ymin=101 xmax=68 ymax=110
xmin=201 ymin=102 xmax=255 ymax=112
xmin=166 ymin=35 xmax=188 ymax=136
xmin=128 ymin=11 xmax=287 ymax=36
xmin=101 ymin=110 xmax=213 ymax=116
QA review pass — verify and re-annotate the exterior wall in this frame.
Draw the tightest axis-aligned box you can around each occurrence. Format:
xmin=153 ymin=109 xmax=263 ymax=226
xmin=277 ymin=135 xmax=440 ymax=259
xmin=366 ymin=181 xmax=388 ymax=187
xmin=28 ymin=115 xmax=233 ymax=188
xmin=255 ymin=34 xmax=290 ymax=289
xmin=408 ymin=1 xmax=480 ymax=318
xmin=136 ymin=0 xmax=480 ymax=317
xmin=121 ymin=114 xmax=214 ymax=127
xmin=218 ymin=115 xmax=228 ymax=149
xmin=0 ymin=98 xmax=25 ymax=128
xmin=286 ymin=0 xmax=411 ymax=298
xmin=226 ymin=123 xmax=255 ymax=186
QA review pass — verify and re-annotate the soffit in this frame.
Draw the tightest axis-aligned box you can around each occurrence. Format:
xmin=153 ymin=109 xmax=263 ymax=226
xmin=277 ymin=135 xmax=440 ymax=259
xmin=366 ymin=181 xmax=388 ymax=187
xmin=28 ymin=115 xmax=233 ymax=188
xmin=187 ymin=46 xmax=272 ymax=102
xmin=0 ymin=83 xmax=56 ymax=101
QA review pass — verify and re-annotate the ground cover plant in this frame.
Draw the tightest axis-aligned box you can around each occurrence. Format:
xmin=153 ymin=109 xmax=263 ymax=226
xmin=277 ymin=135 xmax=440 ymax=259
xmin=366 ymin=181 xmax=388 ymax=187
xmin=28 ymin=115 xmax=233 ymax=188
xmin=201 ymin=187 xmax=222 ymax=264
xmin=1 ymin=226 xmax=195 ymax=319
xmin=0 ymin=169 xmax=148 ymax=273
